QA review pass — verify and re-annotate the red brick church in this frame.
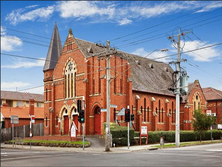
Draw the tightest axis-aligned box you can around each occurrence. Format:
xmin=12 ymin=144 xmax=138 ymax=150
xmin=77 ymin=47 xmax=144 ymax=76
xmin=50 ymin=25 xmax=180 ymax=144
xmin=43 ymin=23 xmax=208 ymax=136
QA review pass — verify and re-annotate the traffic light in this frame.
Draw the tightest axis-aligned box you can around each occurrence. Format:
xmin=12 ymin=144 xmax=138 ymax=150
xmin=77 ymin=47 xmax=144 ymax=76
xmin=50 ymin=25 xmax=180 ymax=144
xmin=77 ymin=100 xmax=82 ymax=113
xmin=125 ymin=109 xmax=130 ymax=122
xmin=131 ymin=114 xmax=134 ymax=121
xmin=78 ymin=110 xmax=85 ymax=123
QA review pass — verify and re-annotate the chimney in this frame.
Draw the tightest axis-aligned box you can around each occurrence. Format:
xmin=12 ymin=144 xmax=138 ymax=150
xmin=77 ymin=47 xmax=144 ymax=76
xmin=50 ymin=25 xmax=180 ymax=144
xmin=29 ymin=99 xmax=35 ymax=116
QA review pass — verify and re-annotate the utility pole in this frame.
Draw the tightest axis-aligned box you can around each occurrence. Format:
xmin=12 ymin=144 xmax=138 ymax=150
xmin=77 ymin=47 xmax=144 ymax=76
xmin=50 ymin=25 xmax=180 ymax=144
xmin=169 ymin=29 xmax=191 ymax=147
xmin=89 ymin=41 xmax=116 ymax=152
xmin=105 ymin=41 xmax=111 ymax=152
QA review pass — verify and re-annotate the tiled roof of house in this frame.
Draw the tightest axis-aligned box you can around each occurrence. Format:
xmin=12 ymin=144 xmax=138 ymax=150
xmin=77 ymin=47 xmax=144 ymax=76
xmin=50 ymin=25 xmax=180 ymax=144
xmin=202 ymin=87 xmax=222 ymax=100
xmin=73 ymin=36 xmax=175 ymax=96
xmin=1 ymin=107 xmax=44 ymax=119
xmin=1 ymin=90 xmax=44 ymax=102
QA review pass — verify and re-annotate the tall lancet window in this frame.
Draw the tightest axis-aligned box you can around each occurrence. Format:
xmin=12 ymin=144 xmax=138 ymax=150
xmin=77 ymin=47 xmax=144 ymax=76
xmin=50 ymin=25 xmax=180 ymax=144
xmin=65 ymin=61 xmax=76 ymax=98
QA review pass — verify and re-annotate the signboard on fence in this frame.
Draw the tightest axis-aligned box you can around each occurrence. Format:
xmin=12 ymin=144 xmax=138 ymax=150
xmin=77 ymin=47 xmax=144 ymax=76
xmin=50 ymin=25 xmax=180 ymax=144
xmin=11 ymin=115 xmax=19 ymax=124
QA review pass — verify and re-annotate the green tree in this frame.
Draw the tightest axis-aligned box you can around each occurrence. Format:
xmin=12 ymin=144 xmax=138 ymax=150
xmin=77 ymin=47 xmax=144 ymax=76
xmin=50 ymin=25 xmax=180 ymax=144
xmin=192 ymin=109 xmax=216 ymax=142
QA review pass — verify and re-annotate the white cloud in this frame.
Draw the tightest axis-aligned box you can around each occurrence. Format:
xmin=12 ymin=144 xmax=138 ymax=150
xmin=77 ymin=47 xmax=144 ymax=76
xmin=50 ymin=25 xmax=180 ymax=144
xmin=1 ymin=81 xmax=30 ymax=89
xmin=181 ymin=41 xmax=220 ymax=62
xmin=58 ymin=1 xmax=115 ymax=19
xmin=195 ymin=2 xmax=222 ymax=13
xmin=1 ymin=26 xmax=23 ymax=51
xmin=132 ymin=48 xmax=169 ymax=63
xmin=4 ymin=1 xmax=222 ymax=26
xmin=118 ymin=18 xmax=132 ymax=26
xmin=1 ymin=82 xmax=44 ymax=94
xmin=2 ymin=59 xmax=45 ymax=69
xmin=5 ymin=5 xmax=54 ymax=25
xmin=20 ymin=86 xmax=44 ymax=94
xmin=56 ymin=1 xmax=222 ymax=25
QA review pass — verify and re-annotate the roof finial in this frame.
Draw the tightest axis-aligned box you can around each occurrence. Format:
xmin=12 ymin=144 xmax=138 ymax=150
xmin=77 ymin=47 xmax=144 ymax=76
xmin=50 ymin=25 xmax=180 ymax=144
xmin=69 ymin=28 xmax=73 ymax=35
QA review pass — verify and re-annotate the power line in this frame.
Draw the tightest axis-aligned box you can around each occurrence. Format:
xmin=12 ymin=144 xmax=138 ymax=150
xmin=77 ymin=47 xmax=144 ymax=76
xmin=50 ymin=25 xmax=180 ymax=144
xmin=118 ymin=16 xmax=222 ymax=49
xmin=110 ymin=2 xmax=222 ymax=42
xmin=1 ymin=53 xmax=102 ymax=68
xmin=113 ymin=10 xmax=216 ymax=46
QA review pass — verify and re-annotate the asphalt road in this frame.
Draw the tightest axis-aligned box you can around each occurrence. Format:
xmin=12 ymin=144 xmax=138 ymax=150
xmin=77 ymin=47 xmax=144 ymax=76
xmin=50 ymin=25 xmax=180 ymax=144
xmin=1 ymin=143 xmax=222 ymax=166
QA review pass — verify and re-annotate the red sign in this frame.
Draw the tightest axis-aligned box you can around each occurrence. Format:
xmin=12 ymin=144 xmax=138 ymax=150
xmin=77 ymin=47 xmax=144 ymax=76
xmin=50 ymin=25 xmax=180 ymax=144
xmin=30 ymin=115 xmax=35 ymax=123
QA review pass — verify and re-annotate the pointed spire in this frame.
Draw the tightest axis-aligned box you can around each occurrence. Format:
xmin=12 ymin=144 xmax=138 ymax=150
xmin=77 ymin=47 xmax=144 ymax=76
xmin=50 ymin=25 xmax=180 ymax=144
xmin=43 ymin=22 xmax=62 ymax=72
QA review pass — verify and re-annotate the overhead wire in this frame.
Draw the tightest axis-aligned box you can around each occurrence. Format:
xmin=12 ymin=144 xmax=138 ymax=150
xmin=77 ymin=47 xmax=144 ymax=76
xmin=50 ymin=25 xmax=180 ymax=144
xmin=110 ymin=1 xmax=222 ymax=42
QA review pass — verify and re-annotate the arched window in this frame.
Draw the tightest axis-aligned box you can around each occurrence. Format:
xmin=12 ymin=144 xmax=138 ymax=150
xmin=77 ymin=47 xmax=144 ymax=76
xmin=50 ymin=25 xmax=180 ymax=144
xmin=147 ymin=107 xmax=149 ymax=122
xmin=65 ymin=61 xmax=76 ymax=98
xmin=55 ymin=116 xmax=58 ymax=126
xmin=46 ymin=116 xmax=48 ymax=127
xmin=162 ymin=108 xmax=164 ymax=122
xmin=114 ymin=108 xmax=116 ymax=122
xmin=144 ymin=98 xmax=146 ymax=122
xmin=158 ymin=100 xmax=161 ymax=122
xmin=141 ymin=106 xmax=143 ymax=121
xmin=172 ymin=102 xmax=174 ymax=123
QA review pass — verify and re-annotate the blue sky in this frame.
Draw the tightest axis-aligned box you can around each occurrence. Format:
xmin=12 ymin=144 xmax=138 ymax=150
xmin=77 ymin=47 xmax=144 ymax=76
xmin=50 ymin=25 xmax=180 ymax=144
xmin=1 ymin=1 xmax=222 ymax=94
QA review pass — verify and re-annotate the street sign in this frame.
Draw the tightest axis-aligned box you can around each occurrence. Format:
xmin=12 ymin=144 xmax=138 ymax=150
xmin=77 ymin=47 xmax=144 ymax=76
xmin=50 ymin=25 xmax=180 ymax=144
xmin=141 ymin=126 xmax=147 ymax=135
xmin=218 ymin=124 xmax=222 ymax=130
xmin=11 ymin=115 xmax=19 ymax=124
xmin=30 ymin=115 xmax=35 ymax=123
xmin=117 ymin=108 xmax=125 ymax=116
xmin=110 ymin=104 xmax=117 ymax=108
xmin=101 ymin=109 xmax=107 ymax=112
xmin=206 ymin=110 xmax=211 ymax=116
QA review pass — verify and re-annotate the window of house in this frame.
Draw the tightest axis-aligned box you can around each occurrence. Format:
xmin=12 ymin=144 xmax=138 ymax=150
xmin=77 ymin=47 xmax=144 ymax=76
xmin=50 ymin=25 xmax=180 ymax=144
xmin=37 ymin=102 xmax=41 ymax=107
xmin=16 ymin=101 xmax=23 ymax=107
xmin=65 ymin=61 xmax=76 ymax=98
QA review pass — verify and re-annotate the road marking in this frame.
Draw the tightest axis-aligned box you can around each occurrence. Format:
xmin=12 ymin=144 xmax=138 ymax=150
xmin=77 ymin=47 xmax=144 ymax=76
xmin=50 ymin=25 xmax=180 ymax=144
xmin=144 ymin=152 xmax=221 ymax=158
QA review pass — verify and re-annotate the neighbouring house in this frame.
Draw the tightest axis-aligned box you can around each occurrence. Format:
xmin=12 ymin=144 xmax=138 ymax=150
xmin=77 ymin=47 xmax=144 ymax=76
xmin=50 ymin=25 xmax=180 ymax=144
xmin=43 ymin=23 xmax=216 ymax=136
xmin=0 ymin=90 xmax=44 ymax=128
xmin=203 ymin=87 xmax=222 ymax=125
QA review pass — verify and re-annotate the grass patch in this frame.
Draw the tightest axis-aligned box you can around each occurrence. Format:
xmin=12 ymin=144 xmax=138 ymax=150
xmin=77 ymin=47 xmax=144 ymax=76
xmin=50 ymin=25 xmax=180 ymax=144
xmin=9 ymin=140 xmax=89 ymax=145
xmin=154 ymin=140 xmax=222 ymax=148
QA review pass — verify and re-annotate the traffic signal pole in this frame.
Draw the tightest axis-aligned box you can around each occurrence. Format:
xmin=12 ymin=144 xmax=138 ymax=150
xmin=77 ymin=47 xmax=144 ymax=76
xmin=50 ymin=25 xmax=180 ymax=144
xmin=82 ymin=96 xmax=85 ymax=150
xmin=127 ymin=105 xmax=130 ymax=149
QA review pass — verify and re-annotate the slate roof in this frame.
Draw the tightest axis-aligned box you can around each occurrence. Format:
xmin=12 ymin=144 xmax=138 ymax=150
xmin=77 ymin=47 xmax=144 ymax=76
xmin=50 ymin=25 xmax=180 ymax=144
xmin=202 ymin=87 xmax=222 ymax=101
xmin=73 ymin=36 xmax=175 ymax=96
xmin=43 ymin=23 xmax=62 ymax=71
xmin=1 ymin=90 xmax=44 ymax=102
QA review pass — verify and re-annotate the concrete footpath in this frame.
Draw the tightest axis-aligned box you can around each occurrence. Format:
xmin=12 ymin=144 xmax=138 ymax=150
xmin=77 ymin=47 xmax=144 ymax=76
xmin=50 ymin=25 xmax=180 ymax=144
xmin=0 ymin=143 xmax=159 ymax=153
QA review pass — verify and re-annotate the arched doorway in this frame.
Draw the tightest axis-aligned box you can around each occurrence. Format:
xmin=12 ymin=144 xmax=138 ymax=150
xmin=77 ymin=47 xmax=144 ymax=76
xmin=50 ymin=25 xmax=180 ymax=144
xmin=94 ymin=106 xmax=101 ymax=135
xmin=63 ymin=108 xmax=69 ymax=135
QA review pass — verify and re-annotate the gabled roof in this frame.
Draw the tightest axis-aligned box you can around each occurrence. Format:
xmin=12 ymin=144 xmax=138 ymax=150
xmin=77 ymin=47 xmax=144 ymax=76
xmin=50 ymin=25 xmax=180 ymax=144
xmin=1 ymin=90 xmax=44 ymax=102
xmin=202 ymin=87 xmax=222 ymax=101
xmin=72 ymin=36 xmax=174 ymax=96
xmin=43 ymin=22 xmax=62 ymax=71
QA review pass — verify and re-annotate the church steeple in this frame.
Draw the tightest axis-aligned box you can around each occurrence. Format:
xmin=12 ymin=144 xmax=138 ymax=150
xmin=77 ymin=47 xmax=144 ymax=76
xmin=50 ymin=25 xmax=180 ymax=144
xmin=43 ymin=22 xmax=62 ymax=72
